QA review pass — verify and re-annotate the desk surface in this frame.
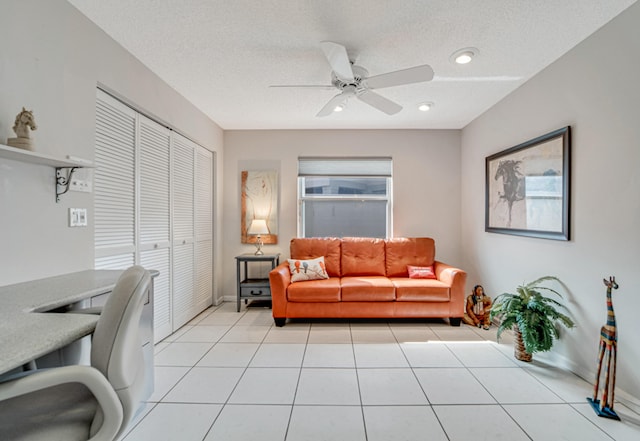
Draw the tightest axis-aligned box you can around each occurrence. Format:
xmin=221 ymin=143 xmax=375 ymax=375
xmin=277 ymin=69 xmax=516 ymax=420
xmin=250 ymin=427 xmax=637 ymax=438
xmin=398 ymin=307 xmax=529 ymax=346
xmin=0 ymin=270 xmax=123 ymax=375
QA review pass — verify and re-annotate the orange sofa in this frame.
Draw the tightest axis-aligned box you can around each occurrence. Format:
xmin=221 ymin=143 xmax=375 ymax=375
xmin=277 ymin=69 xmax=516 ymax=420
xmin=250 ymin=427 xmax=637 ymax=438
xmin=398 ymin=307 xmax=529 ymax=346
xmin=269 ymin=237 xmax=467 ymax=327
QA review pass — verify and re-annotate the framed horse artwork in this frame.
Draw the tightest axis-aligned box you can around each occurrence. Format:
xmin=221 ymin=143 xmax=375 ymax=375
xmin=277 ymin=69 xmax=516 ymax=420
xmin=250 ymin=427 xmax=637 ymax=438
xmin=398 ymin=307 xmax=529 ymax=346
xmin=485 ymin=126 xmax=571 ymax=241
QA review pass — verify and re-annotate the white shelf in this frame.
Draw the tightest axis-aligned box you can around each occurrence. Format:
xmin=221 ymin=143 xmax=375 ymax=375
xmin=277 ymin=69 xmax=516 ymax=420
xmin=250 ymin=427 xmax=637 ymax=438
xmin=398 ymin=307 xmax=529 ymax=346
xmin=0 ymin=143 xmax=93 ymax=168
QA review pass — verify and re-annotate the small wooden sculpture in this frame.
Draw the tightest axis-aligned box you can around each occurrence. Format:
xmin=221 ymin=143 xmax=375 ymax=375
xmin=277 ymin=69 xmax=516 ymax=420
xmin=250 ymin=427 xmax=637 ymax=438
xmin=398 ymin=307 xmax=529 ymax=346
xmin=463 ymin=284 xmax=492 ymax=330
xmin=587 ymin=276 xmax=621 ymax=420
xmin=7 ymin=107 xmax=38 ymax=151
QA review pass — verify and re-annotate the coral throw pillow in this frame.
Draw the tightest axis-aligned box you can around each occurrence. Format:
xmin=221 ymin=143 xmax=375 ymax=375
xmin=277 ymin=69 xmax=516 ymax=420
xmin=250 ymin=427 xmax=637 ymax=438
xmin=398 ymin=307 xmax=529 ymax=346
xmin=407 ymin=265 xmax=436 ymax=279
xmin=288 ymin=256 xmax=330 ymax=282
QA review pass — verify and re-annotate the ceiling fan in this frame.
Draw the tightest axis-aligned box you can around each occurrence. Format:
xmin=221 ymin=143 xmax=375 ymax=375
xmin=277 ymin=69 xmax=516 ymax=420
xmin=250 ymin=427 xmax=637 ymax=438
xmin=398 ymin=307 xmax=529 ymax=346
xmin=271 ymin=41 xmax=434 ymax=117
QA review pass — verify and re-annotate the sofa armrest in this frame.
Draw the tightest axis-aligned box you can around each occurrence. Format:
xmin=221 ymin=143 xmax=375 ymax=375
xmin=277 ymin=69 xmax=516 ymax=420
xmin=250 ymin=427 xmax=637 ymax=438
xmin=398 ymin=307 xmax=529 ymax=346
xmin=434 ymin=261 xmax=467 ymax=317
xmin=269 ymin=262 xmax=291 ymax=318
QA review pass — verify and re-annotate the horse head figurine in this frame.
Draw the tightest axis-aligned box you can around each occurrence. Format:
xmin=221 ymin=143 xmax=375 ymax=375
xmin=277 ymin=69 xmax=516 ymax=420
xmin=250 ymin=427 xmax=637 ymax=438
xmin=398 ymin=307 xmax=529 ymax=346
xmin=12 ymin=107 xmax=37 ymax=139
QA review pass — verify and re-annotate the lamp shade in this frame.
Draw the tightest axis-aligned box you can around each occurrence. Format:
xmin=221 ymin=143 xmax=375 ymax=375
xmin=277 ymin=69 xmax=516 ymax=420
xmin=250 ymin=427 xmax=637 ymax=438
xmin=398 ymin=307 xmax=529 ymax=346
xmin=248 ymin=219 xmax=269 ymax=235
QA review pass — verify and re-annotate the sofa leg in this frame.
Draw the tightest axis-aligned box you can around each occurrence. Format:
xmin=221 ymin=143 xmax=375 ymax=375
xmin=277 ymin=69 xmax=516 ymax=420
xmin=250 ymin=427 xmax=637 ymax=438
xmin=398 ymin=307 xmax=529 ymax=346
xmin=449 ymin=317 xmax=462 ymax=327
xmin=274 ymin=318 xmax=286 ymax=327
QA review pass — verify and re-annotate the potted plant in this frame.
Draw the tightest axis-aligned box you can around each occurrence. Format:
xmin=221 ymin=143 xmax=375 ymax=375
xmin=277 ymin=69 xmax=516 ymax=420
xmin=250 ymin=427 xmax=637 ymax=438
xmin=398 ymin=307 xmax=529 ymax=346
xmin=490 ymin=276 xmax=575 ymax=362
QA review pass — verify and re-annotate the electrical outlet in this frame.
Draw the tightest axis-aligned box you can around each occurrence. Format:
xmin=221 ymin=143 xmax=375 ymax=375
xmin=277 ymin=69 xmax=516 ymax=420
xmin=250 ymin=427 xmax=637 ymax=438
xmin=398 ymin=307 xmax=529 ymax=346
xmin=70 ymin=179 xmax=92 ymax=192
xmin=69 ymin=208 xmax=88 ymax=227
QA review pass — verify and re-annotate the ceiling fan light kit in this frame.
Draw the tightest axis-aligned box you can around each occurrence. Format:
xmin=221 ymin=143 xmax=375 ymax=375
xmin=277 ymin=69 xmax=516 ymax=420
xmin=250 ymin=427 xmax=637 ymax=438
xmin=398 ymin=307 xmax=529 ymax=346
xmin=451 ymin=47 xmax=479 ymax=64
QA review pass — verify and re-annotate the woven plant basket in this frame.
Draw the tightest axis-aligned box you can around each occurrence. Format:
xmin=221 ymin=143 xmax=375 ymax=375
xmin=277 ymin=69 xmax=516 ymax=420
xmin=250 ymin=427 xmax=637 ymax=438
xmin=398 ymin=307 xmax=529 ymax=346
xmin=514 ymin=325 xmax=532 ymax=362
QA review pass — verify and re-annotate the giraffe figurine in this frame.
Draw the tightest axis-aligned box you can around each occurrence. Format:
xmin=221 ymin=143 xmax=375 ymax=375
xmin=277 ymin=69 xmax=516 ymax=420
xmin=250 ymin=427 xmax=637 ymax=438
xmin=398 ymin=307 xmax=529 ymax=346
xmin=587 ymin=276 xmax=621 ymax=420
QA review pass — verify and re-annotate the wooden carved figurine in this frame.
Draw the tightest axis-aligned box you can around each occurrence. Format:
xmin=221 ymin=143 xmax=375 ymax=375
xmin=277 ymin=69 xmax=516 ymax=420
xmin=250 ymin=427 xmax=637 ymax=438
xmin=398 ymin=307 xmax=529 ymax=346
xmin=587 ymin=276 xmax=621 ymax=420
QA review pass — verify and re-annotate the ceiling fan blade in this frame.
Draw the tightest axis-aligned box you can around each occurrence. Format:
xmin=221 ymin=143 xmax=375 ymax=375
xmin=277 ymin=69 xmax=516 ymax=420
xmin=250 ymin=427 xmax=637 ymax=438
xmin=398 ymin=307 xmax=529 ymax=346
xmin=316 ymin=88 xmax=355 ymax=117
xmin=357 ymin=90 xmax=402 ymax=115
xmin=320 ymin=41 xmax=354 ymax=82
xmin=366 ymin=64 xmax=434 ymax=89
xmin=269 ymin=85 xmax=335 ymax=90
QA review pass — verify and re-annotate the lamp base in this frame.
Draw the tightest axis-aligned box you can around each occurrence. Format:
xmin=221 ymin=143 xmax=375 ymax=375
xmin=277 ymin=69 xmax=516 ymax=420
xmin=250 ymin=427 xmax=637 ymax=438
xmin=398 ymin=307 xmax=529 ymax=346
xmin=254 ymin=236 xmax=264 ymax=255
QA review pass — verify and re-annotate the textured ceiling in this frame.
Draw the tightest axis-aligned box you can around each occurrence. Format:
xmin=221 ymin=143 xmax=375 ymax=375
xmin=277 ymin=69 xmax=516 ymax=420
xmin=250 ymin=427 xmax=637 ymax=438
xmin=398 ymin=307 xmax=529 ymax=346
xmin=67 ymin=0 xmax=636 ymax=130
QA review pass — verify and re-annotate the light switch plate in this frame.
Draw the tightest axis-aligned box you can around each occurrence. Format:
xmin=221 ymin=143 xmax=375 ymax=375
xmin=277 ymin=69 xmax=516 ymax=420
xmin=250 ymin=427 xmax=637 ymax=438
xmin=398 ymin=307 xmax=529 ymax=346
xmin=69 ymin=208 xmax=88 ymax=227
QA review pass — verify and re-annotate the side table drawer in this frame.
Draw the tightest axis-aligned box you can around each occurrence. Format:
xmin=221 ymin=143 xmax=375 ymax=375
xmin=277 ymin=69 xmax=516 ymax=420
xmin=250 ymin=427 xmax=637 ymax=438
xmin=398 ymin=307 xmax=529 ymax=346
xmin=240 ymin=286 xmax=271 ymax=298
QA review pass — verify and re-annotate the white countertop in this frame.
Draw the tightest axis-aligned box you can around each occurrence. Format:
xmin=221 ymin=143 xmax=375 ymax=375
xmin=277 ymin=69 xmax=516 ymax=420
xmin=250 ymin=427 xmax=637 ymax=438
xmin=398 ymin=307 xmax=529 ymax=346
xmin=0 ymin=270 xmax=123 ymax=374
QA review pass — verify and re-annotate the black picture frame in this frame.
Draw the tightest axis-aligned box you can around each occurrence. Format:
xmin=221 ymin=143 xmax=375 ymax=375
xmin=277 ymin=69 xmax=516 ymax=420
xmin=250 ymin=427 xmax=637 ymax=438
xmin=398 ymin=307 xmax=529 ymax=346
xmin=485 ymin=126 xmax=571 ymax=240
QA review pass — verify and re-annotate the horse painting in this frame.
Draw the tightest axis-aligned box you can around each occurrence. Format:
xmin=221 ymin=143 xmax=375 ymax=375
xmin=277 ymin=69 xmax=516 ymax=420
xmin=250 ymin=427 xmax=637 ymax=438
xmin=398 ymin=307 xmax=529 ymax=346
xmin=12 ymin=107 xmax=37 ymax=139
xmin=495 ymin=159 xmax=525 ymax=227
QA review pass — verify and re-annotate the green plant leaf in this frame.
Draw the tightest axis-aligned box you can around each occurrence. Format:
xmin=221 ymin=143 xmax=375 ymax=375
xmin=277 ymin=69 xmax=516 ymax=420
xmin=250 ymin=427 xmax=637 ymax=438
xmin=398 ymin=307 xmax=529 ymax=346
xmin=489 ymin=276 xmax=574 ymax=354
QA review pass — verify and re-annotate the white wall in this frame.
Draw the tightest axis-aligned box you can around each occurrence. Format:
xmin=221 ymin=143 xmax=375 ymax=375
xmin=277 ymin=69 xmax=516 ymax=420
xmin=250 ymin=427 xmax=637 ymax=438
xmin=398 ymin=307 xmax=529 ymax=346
xmin=223 ymin=129 xmax=462 ymax=299
xmin=461 ymin=3 xmax=640 ymax=405
xmin=0 ymin=0 xmax=224 ymax=296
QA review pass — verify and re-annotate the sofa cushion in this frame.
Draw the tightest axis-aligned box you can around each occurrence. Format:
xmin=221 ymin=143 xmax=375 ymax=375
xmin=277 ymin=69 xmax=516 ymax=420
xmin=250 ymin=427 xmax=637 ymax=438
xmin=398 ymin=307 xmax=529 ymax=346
xmin=385 ymin=237 xmax=435 ymax=277
xmin=391 ymin=278 xmax=450 ymax=301
xmin=341 ymin=237 xmax=386 ymax=276
xmin=287 ymin=278 xmax=341 ymax=302
xmin=341 ymin=277 xmax=395 ymax=301
xmin=290 ymin=238 xmax=341 ymax=277
xmin=288 ymin=256 xmax=329 ymax=282
xmin=407 ymin=265 xmax=436 ymax=279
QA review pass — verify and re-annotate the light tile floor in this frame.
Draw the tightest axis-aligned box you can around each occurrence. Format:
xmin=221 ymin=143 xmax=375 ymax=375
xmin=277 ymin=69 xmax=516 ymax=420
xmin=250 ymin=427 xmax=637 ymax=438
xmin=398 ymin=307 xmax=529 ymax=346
xmin=121 ymin=302 xmax=640 ymax=441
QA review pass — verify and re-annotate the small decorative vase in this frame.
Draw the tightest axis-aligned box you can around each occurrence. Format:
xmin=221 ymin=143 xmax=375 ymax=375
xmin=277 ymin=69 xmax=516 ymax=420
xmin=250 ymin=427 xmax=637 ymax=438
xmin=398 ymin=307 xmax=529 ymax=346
xmin=514 ymin=324 xmax=532 ymax=362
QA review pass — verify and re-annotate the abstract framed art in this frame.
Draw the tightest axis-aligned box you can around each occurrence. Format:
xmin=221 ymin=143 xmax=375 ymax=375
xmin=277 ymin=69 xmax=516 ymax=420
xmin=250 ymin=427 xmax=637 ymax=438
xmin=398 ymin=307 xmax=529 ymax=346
xmin=485 ymin=126 xmax=571 ymax=240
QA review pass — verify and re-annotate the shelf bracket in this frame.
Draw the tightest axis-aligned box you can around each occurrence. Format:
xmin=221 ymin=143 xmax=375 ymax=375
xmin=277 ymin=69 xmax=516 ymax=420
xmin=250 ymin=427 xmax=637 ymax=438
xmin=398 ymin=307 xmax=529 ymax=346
xmin=55 ymin=167 xmax=78 ymax=203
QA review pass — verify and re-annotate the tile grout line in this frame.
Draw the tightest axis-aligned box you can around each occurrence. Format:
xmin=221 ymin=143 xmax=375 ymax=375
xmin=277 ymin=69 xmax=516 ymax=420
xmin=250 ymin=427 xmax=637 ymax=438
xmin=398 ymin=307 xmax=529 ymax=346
xmin=350 ymin=320 xmax=369 ymax=441
xmin=158 ymin=305 xmax=248 ymax=441
xmin=283 ymin=320 xmax=313 ymax=441
xmin=395 ymin=322 xmax=452 ymax=441
xmin=131 ymin=307 xmax=637 ymax=441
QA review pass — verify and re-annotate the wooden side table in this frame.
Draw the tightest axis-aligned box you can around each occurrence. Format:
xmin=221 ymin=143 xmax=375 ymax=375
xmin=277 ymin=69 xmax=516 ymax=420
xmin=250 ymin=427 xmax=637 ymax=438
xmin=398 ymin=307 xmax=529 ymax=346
xmin=235 ymin=253 xmax=280 ymax=312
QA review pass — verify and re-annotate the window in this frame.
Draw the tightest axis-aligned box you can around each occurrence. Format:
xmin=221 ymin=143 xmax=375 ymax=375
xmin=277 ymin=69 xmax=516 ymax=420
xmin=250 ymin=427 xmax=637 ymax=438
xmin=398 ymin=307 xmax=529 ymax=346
xmin=298 ymin=157 xmax=392 ymax=238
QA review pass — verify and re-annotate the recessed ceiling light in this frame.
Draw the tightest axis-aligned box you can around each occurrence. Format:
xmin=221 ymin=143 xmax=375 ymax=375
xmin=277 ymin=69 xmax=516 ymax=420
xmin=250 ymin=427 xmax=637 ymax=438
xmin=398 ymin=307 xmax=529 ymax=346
xmin=418 ymin=102 xmax=434 ymax=112
xmin=451 ymin=47 xmax=478 ymax=65
xmin=334 ymin=104 xmax=344 ymax=112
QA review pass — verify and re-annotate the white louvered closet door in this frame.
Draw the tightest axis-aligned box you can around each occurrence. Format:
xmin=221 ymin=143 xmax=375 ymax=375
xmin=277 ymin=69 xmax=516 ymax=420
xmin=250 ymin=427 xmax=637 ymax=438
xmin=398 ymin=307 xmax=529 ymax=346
xmin=138 ymin=115 xmax=172 ymax=342
xmin=94 ymin=90 xmax=215 ymax=339
xmin=171 ymin=133 xmax=196 ymax=330
xmin=94 ymin=91 xmax=136 ymax=269
xmin=195 ymin=147 xmax=213 ymax=313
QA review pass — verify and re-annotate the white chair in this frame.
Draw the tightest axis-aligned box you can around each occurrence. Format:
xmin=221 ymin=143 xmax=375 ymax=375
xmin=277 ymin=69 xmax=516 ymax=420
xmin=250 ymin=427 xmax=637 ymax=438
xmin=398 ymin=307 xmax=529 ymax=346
xmin=0 ymin=265 xmax=151 ymax=441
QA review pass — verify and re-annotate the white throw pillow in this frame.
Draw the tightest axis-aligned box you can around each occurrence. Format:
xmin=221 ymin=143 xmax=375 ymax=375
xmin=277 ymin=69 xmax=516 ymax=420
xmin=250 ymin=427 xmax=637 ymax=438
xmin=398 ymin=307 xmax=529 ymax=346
xmin=288 ymin=256 xmax=329 ymax=282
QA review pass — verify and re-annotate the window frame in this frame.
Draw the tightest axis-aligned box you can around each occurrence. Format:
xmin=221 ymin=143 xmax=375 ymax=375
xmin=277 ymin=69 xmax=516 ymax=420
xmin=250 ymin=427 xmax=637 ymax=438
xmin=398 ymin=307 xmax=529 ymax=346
xmin=297 ymin=157 xmax=393 ymax=238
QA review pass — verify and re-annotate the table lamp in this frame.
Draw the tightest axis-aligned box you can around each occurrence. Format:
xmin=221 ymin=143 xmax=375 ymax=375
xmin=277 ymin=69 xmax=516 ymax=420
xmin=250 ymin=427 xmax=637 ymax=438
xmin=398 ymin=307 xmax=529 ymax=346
xmin=248 ymin=219 xmax=269 ymax=255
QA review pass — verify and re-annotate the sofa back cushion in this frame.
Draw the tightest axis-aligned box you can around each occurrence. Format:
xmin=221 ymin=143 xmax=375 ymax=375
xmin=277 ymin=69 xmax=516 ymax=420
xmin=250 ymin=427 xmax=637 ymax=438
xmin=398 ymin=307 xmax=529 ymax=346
xmin=290 ymin=237 xmax=341 ymax=277
xmin=341 ymin=237 xmax=386 ymax=276
xmin=385 ymin=237 xmax=435 ymax=277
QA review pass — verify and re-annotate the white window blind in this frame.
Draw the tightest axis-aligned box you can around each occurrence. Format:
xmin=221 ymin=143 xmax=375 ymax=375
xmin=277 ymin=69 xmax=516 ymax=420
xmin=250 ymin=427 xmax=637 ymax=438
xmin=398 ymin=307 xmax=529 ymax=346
xmin=298 ymin=156 xmax=392 ymax=177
